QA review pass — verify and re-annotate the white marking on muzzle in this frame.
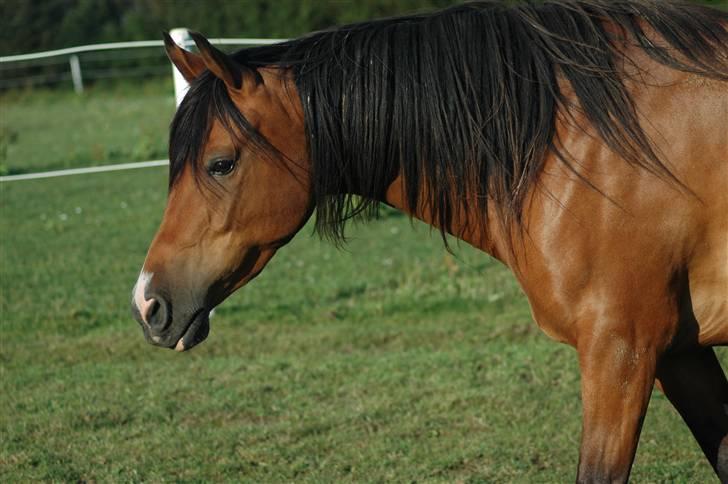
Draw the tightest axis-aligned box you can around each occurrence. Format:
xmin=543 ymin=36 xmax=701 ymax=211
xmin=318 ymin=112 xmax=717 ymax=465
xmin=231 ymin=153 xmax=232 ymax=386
xmin=132 ymin=271 xmax=155 ymax=324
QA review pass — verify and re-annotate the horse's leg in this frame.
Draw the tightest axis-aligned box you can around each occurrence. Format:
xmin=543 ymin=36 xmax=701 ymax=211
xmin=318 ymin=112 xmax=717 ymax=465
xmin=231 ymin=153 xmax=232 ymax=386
xmin=656 ymin=348 xmax=728 ymax=481
xmin=575 ymin=334 xmax=659 ymax=483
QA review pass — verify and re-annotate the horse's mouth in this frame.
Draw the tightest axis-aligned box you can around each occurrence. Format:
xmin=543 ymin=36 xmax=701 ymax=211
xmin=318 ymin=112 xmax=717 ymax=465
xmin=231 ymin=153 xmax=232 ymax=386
xmin=174 ymin=310 xmax=210 ymax=352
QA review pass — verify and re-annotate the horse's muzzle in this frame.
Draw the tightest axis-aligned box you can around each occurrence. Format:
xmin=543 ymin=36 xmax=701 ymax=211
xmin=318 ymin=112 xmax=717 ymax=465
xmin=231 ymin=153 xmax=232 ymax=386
xmin=173 ymin=310 xmax=210 ymax=352
xmin=131 ymin=294 xmax=210 ymax=351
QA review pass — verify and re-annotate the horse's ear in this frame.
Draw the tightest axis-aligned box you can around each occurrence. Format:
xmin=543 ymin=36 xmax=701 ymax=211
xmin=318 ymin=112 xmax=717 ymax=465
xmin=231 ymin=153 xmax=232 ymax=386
xmin=189 ymin=31 xmax=262 ymax=91
xmin=163 ymin=32 xmax=206 ymax=83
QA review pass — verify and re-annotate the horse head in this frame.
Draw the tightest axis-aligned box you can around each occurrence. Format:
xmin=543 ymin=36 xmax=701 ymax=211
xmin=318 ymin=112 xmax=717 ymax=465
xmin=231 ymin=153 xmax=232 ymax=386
xmin=131 ymin=33 xmax=311 ymax=351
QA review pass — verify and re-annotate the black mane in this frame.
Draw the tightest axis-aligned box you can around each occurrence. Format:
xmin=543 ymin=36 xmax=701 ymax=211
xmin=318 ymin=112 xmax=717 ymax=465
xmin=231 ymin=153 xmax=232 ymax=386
xmin=170 ymin=0 xmax=728 ymax=243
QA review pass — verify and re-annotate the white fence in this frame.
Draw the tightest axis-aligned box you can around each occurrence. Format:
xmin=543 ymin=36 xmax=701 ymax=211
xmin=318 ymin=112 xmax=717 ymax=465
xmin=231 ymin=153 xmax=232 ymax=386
xmin=0 ymin=160 xmax=170 ymax=182
xmin=0 ymin=33 xmax=284 ymax=92
xmin=0 ymin=32 xmax=287 ymax=183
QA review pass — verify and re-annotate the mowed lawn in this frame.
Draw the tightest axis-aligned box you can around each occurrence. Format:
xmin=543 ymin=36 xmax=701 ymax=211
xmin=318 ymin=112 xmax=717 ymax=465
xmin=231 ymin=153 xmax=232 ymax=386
xmin=0 ymin=166 xmax=722 ymax=482
xmin=0 ymin=79 xmax=724 ymax=481
xmin=0 ymin=81 xmax=174 ymax=175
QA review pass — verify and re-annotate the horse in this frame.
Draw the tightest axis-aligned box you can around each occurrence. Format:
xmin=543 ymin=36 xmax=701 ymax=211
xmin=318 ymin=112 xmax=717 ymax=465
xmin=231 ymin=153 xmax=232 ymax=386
xmin=131 ymin=1 xmax=728 ymax=481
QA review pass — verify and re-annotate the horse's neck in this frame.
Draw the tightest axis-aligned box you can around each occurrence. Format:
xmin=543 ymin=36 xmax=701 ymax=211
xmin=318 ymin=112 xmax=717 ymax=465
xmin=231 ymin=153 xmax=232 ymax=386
xmin=382 ymin=174 xmax=511 ymax=264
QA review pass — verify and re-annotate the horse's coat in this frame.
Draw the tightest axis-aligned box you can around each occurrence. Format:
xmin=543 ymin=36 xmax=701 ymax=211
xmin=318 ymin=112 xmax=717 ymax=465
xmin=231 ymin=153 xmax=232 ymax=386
xmin=131 ymin=1 xmax=728 ymax=481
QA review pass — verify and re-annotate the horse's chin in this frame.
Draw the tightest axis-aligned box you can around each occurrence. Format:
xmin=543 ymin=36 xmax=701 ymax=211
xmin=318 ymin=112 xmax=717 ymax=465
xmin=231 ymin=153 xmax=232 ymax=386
xmin=174 ymin=310 xmax=210 ymax=352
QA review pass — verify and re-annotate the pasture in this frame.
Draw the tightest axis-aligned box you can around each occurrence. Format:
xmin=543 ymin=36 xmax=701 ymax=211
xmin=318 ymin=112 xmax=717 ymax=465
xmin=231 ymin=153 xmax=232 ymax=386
xmin=0 ymin=84 xmax=723 ymax=482
xmin=0 ymin=81 xmax=173 ymax=175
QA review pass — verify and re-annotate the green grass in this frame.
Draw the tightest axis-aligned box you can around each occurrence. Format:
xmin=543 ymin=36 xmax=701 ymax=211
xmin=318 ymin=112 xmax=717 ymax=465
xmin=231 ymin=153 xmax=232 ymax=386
xmin=0 ymin=168 xmax=722 ymax=482
xmin=1 ymin=41 xmax=726 ymax=480
xmin=0 ymin=79 xmax=175 ymax=175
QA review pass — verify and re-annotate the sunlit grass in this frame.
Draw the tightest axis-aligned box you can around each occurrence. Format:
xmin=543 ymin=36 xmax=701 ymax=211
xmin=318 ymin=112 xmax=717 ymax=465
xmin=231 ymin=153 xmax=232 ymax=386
xmin=0 ymin=168 xmax=720 ymax=481
xmin=0 ymin=79 xmax=174 ymax=175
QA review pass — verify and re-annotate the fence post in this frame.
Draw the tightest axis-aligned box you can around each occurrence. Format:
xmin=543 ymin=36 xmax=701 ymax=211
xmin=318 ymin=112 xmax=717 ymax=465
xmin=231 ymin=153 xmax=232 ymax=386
xmin=69 ymin=54 xmax=83 ymax=94
xmin=170 ymin=28 xmax=192 ymax=107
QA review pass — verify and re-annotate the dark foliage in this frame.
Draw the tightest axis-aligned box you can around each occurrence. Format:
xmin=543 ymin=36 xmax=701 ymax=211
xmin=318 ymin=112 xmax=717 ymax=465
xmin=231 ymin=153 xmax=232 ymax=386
xmin=170 ymin=0 xmax=728 ymax=244
xmin=0 ymin=0 xmax=461 ymax=56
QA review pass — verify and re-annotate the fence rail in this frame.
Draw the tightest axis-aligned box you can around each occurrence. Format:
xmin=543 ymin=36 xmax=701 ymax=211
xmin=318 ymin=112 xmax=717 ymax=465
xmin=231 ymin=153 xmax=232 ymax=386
xmin=0 ymin=160 xmax=169 ymax=183
xmin=0 ymin=37 xmax=285 ymax=92
xmin=1 ymin=34 xmax=285 ymax=182
xmin=0 ymin=38 xmax=284 ymax=63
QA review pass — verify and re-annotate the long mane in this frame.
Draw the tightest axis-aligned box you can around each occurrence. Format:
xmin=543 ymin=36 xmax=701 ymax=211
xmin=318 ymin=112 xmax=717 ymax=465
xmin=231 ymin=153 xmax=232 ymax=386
xmin=170 ymin=0 xmax=728 ymax=243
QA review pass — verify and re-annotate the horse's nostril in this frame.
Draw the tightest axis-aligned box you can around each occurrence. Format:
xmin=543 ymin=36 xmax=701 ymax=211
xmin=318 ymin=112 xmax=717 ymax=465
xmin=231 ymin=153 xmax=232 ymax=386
xmin=146 ymin=296 xmax=171 ymax=332
xmin=147 ymin=299 xmax=160 ymax=320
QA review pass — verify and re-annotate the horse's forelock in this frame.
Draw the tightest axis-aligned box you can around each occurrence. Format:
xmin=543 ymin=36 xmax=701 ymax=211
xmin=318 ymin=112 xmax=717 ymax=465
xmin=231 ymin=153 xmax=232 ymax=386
xmin=168 ymin=72 xmax=276 ymax=193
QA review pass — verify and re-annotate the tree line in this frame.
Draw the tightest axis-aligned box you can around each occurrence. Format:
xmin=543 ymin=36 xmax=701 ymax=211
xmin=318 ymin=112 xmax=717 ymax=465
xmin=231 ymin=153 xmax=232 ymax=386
xmin=1 ymin=0 xmax=726 ymax=56
xmin=1 ymin=0 xmax=453 ymax=55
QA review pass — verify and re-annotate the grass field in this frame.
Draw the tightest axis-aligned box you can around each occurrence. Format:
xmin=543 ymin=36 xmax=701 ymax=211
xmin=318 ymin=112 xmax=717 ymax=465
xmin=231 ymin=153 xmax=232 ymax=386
xmin=0 ymin=80 xmax=174 ymax=175
xmin=1 ymin=167 xmax=724 ymax=482
xmin=1 ymin=66 xmax=726 ymax=481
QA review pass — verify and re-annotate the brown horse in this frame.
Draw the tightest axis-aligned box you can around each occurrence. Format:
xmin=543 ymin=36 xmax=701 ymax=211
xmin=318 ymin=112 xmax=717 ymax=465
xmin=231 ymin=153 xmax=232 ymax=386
xmin=131 ymin=1 xmax=728 ymax=481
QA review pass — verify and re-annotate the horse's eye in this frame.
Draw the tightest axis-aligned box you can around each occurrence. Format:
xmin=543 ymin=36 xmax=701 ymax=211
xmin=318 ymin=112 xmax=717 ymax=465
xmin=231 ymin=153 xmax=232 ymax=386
xmin=208 ymin=159 xmax=235 ymax=177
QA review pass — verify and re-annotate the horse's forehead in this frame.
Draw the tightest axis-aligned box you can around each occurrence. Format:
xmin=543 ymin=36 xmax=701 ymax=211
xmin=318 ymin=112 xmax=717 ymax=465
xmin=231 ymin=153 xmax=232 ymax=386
xmin=203 ymin=119 xmax=237 ymax=154
xmin=207 ymin=119 xmax=231 ymax=142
